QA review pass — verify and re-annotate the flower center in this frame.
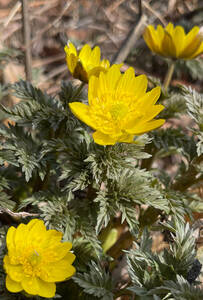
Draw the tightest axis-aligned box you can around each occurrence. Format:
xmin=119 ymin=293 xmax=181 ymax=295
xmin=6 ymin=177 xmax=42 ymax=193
xmin=21 ymin=250 xmax=42 ymax=277
xmin=29 ymin=250 xmax=41 ymax=266
xmin=110 ymin=103 xmax=128 ymax=120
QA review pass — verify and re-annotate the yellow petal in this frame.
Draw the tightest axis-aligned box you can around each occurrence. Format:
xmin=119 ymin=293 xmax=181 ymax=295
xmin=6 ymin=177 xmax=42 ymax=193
xmin=184 ymin=26 xmax=200 ymax=47
xmin=99 ymin=64 xmax=121 ymax=94
xmin=180 ymin=29 xmax=202 ymax=59
xmin=143 ymin=105 xmax=165 ymax=122
xmin=63 ymin=252 xmax=76 ymax=265
xmin=157 ymin=25 xmax=165 ymax=41
xmin=88 ymin=75 xmax=99 ymax=105
xmin=100 ymin=59 xmax=110 ymax=69
xmin=127 ymin=119 xmax=165 ymax=135
xmin=116 ymin=67 xmax=135 ymax=89
xmin=37 ymin=279 xmax=56 ymax=298
xmin=6 ymin=226 xmax=16 ymax=252
xmin=118 ymin=133 xmax=135 ymax=143
xmin=6 ymin=275 xmax=23 ymax=293
xmin=69 ymin=102 xmax=96 ymax=129
xmin=22 ymin=276 xmax=55 ymax=297
xmin=92 ymin=131 xmax=117 ymax=145
xmin=87 ymin=66 xmax=107 ymax=78
xmin=64 ymin=42 xmax=77 ymax=56
xmin=15 ymin=224 xmax=28 ymax=252
xmin=66 ymin=53 xmax=78 ymax=74
xmin=4 ymin=255 xmax=24 ymax=282
xmin=89 ymin=46 xmax=101 ymax=66
xmin=137 ymin=86 xmax=161 ymax=109
xmin=44 ymin=229 xmax=63 ymax=245
xmin=165 ymin=23 xmax=174 ymax=35
xmin=162 ymin=31 xmax=176 ymax=58
xmin=172 ymin=26 xmax=185 ymax=57
xmin=143 ymin=26 xmax=160 ymax=53
xmin=26 ymin=219 xmax=47 ymax=247
xmin=41 ymin=259 xmax=76 ymax=282
xmin=131 ymin=74 xmax=148 ymax=100
xmin=79 ymin=44 xmax=92 ymax=64
xmin=189 ymin=42 xmax=203 ymax=59
xmin=42 ymin=242 xmax=73 ymax=262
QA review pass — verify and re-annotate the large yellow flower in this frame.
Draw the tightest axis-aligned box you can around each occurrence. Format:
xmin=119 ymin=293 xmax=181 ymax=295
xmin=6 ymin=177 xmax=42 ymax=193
xmin=3 ymin=219 xmax=76 ymax=298
xmin=64 ymin=42 xmax=110 ymax=83
xmin=69 ymin=65 xmax=165 ymax=145
xmin=143 ymin=23 xmax=203 ymax=59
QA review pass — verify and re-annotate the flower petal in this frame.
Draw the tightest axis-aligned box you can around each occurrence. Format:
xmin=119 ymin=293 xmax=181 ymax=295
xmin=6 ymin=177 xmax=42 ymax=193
xmin=26 ymin=219 xmax=47 ymax=247
xmin=79 ymin=44 xmax=92 ymax=64
xmin=116 ymin=68 xmax=148 ymax=101
xmin=127 ymin=119 xmax=165 ymax=135
xmin=143 ymin=25 xmax=160 ymax=53
xmin=42 ymin=242 xmax=73 ymax=262
xmin=172 ymin=26 xmax=185 ymax=57
xmin=89 ymin=46 xmax=101 ymax=66
xmin=4 ymin=255 xmax=24 ymax=282
xmin=98 ymin=65 xmax=121 ymax=94
xmin=6 ymin=226 xmax=16 ymax=253
xmin=21 ymin=276 xmax=39 ymax=296
xmin=180 ymin=28 xmax=202 ymax=59
xmin=92 ymin=131 xmax=117 ymax=145
xmin=41 ymin=259 xmax=76 ymax=282
xmin=37 ymin=279 xmax=56 ymax=298
xmin=6 ymin=275 xmax=23 ymax=293
xmin=88 ymin=75 xmax=100 ymax=105
xmin=162 ymin=31 xmax=176 ymax=58
xmin=137 ymin=86 xmax=161 ymax=109
xmin=15 ymin=224 xmax=29 ymax=253
xmin=66 ymin=53 xmax=78 ymax=74
xmin=69 ymin=102 xmax=96 ymax=129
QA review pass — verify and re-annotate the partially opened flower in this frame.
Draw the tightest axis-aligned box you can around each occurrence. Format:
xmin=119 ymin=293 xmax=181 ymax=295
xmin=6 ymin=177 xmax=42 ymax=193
xmin=69 ymin=65 xmax=165 ymax=146
xmin=143 ymin=23 xmax=203 ymax=59
xmin=4 ymin=219 xmax=75 ymax=298
xmin=64 ymin=42 xmax=110 ymax=83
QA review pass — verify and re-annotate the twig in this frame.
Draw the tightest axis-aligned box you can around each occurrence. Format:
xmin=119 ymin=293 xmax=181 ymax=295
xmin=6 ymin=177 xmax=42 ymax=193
xmin=3 ymin=1 xmax=21 ymax=28
xmin=31 ymin=0 xmax=73 ymax=45
xmin=0 ymin=207 xmax=38 ymax=218
xmin=111 ymin=14 xmax=147 ymax=64
xmin=33 ymin=53 xmax=65 ymax=68
xmin=142 ymin=0 xmax=167 ymax=26
xmin=21 ymin=0 xmax=32 ymax=81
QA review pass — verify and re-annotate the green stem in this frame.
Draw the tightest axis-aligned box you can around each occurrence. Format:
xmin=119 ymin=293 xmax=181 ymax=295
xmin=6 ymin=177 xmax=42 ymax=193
xmin=163 ymin=60 xmax=176 ymax=92
xmin=72 ymin=82 xmax=85 ymax=100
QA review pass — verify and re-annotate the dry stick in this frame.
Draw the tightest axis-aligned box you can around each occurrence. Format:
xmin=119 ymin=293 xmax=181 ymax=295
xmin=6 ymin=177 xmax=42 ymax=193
xmin=142 ymin=0 xmax=167 ymax=26
xmin=111 ymin=14 xmax=147 ymax=64
xmin=21 ymin=0 xmax=32 ymax=82
xmin=31 ymin=0 xmax=73 ymax=46
xmin=0 ymin=207 xmax=38 ymax=218
xmin=3 ymin=1 xmax=21 ymax=28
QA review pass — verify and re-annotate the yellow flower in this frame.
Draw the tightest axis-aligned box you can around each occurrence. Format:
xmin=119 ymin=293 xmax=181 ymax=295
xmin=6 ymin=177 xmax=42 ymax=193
xmin=3 ymin=219 xmax=76 ymax=298
xmin=69 ymin=65 xmax=165 ymax=146
xmin=143 ymin=23 xmax=203 ymax=59
xmin=64 ymin=41 xmax=110 ymax=83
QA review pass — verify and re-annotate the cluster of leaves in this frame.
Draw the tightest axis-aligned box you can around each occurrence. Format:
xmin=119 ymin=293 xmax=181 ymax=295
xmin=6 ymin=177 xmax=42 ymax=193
xmin=127 ymin=221 xmax=203 ymax=299
xmin=0 ymin=78 xmax=202 ymax=300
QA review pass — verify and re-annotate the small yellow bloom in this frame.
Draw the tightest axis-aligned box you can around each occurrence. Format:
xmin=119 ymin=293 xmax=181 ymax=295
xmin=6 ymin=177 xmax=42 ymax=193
xmin=143 ymin=23 xmax=203 ymax=59
xmin=69 ymin=65 xmax=165 ymax=146
xmin=4 ymin=219 xmax=75 ymax=298
xmin=64 ymin=41 xmax=110 ymax=83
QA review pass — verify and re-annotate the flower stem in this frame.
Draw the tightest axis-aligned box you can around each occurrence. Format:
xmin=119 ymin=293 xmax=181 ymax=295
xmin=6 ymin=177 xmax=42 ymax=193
xmin=163 ymin=60 xmax=176 ymax=92
xmin=73 ymin=82 xmax=85 ymax=99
